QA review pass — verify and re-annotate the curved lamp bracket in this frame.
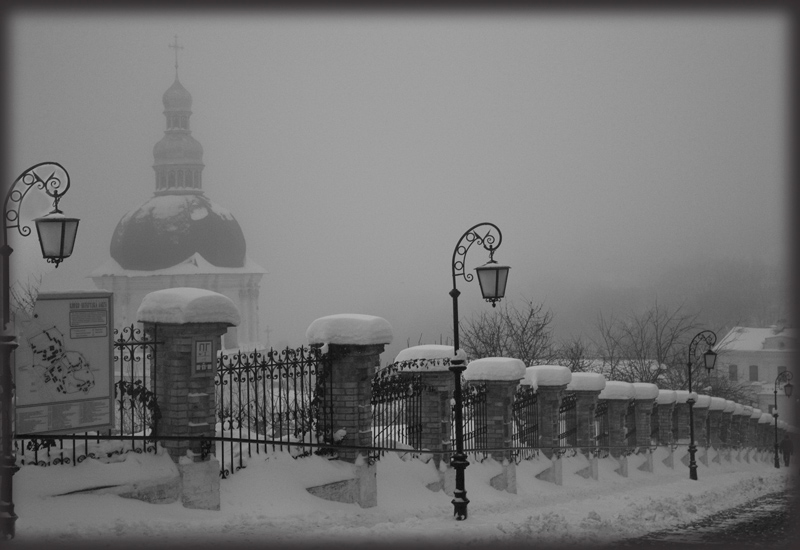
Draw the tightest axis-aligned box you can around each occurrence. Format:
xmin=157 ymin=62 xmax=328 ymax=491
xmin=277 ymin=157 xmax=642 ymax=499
xmin=687 ymin=330 xmax=717 ymax=368
xmin=3 ymin=162 xmax=71 ymax=242
xmin=451 ymin=222 xmax=502 ymax=289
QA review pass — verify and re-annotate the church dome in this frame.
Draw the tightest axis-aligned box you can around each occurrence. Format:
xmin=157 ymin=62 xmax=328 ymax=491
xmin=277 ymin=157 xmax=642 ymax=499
xmin=163 ymin=78 xmax=192 ymax=111
xmin=153 ymin=133 xmax=204 ymax=164
xmin=110 ymin=194 xmax=246 ymax=271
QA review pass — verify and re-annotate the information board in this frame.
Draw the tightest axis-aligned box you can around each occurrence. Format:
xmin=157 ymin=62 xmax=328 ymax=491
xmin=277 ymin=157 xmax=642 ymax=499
xmin=14 ymin=290 xmax=114 ymax=435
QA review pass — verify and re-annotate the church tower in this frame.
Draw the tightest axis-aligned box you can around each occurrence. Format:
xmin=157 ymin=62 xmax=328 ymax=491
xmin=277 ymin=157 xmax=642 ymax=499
xmin=91 ymin=39 xmax=265 ymax=348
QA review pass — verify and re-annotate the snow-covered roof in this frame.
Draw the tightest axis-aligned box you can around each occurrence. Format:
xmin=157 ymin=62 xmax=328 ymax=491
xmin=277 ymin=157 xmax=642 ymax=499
xmin=90 ymin=253 xmax=267 ymax=278
xmin=136 ymin=287 xmax=240 ymax=325
xmin=715 ymin=326 xmax=797 ymax=352
xmin=393 ymin=345 xmax=466 ymax=372
xmin=632 ymin=382 xmax=659 ymax=400
xmin=306 ymin=314 xmax=393 ymax=346
xmin=598 ymin=381 xmax=634 ymax=400
xmin=464 ymin=357 xmax=526 ymax=381
xmin=709 ymin=397 xmax=727 ymax=411
xmin=523 ymin=365 xmax=571 ymax=389
xmin=566 ymin=372 xmax=606 ymax=392
xmin=656 ymin=390 xmax=677 ymax=405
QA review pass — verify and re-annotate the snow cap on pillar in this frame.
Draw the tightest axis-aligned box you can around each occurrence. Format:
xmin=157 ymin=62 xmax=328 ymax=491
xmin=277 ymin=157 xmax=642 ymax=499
xmin=566 ymin=372 xmax=606 ymax=392
xmin=693 ymin=394 xmax=712 ymax=408
xmin=656 ymin=389 xmax=677 ymax=405
xmin=723 ymin=400 xmax=737 ymax=413
xmin=598 ymin=380 xmax=635 ymax=400
xmin=709 ymin=397 xmax=727 ymax=411
xmin=394 ymin=344 xmax=466 ymax=372
xmin=522 ymin=365 xmax=571 ymax=390
xmin=137 ymin=287 xmax=240 ymax=325
xmin=632 ymin=382 xmax=659 ymax=400
xmin=750 ymin=408 xmax=762 ymax=419
xmin=464 ymin=357 xmax=526 ymax=381
xmin=759 ymin=412 xmax=773 ymax=424
xmin=306 ymin=314 xmax=393 ymax=346
xmin=733 ymin=403 xmax=745 ymax=415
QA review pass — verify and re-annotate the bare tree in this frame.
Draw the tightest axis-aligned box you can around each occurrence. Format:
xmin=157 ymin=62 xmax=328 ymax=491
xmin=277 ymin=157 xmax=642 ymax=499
xmin=553 ymin=336 xmax=595 ymax=372
xmin=593 ymin=300 xmax=701 ymax=384
xmin=459 ymin=298 xmax=554 ymax=365
xmin=10 ymin=273 xmax=42 ymax=324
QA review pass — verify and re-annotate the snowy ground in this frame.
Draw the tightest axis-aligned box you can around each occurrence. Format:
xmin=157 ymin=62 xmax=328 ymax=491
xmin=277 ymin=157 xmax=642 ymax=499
xmin=9 ymin=445 xmax=794 ymax=549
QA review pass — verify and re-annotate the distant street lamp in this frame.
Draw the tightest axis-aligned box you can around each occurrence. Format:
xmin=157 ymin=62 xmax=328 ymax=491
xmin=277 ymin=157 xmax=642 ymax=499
xmin=1 ymin=162 xmax=79 ymax=540
xmin=686 ymin=330 xmax=717 ymax=481
xmin=449 ymin=222 xmax=509 ymax=520
xmin=773 ymin=370 xmax=793 ymax=468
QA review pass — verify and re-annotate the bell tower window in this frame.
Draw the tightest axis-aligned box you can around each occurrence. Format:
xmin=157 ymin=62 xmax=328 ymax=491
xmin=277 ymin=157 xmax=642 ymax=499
xmin=168 ymin=171 xmax=175 ymax=188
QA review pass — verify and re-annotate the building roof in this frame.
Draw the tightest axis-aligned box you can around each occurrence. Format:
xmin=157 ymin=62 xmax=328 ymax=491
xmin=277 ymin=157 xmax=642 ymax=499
xmin=715 ymin=326 xmax=797 ymax=352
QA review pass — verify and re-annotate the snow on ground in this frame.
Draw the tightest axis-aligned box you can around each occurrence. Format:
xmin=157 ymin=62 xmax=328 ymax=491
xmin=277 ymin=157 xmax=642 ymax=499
xmin=10 ymin=444 xmax=793 ymax=549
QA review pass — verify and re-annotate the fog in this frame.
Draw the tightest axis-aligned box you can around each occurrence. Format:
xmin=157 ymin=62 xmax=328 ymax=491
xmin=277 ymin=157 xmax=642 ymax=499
xmin=7 ymin=10 xmax=789 ymax=365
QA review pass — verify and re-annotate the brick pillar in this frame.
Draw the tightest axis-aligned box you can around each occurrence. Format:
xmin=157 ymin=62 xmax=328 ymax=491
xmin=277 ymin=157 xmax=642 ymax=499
xmin=656 ymin=390 xmax=677 ymax=445
xmin=747 ymin=410 xmax=761 ymax=447
xmin=632 ymin=383 xmax=658 ymax=447
xmin=720 ymin=400 xmax=736 ymax=447
xmin=692 ymin=395 xmax=710 ymax=448
xmin=417 ymin=370 xmax=455 ymax=468
xmin=599 ymin=381 xmax=635 ymax=459
xmin=707 ymin=397 xmax=726 ymax=449
xmin=145 ymin=321 xmax=231 ymax=462
xmin=538 ymin=384 xmax=567 ymax=459
xmin=567 ymin=373 xmax=606 ymax=452
xmin=672 ymin=390 xmax=692 ymax=443
xmin=327 ymin=343 xmax=386 ymax=463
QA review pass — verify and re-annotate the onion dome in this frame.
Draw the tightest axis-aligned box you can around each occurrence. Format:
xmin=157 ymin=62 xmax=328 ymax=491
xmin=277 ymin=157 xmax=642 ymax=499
xmin=162 ymin=77 xmax=192 ymax=111
xmin=110 ymin=194 xmax=246 ymax=270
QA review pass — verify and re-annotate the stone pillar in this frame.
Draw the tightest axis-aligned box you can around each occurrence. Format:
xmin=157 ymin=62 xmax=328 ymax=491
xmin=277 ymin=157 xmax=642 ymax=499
xmin=598 ymin=381 xmax=635 ymax=474
xmin=632 ymin=383 xmax=658 ymax=447
xmin=138 ymin=288 xmax=241 ymax=511
xmin=526 ymin=365 xmax=572 ymax=460
xmin=138 ymin=289 xmax=240 ymax=464
xmin=465 ymin=357 xmax=525 ymax=493
xmin=673 ymin=390 xmax=693 ymax=443
xmin=655 ymin=390 xmax=677 ymax=445
xmin=708 ymin=397 xmax=727 ymax=449
xmin=566 ymin=373 xmax=606 ymax=451
xmin=305 ymin=314 xmax=392 ymax=509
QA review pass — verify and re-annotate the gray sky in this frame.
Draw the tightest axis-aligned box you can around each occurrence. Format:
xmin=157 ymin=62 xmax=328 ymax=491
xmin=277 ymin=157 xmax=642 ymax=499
xmin=8 ymin=10 xmax=789 ymax=364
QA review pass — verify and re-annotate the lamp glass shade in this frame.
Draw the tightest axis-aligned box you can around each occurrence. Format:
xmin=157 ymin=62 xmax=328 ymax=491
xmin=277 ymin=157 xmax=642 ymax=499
xmin=475 ymin=262 xmax=510 ymax=301
xmin=785 ymin=381 xmax=793 ymax=398
xmin=35 ymin=212 xmax=79 ymax=262
xmin=703 ymin=349 xmax=717 ymax=371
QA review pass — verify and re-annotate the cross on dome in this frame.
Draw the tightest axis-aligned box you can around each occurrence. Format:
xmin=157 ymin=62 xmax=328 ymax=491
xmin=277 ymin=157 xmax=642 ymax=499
xmin=169 ymin=35 xmax=183 ymax=78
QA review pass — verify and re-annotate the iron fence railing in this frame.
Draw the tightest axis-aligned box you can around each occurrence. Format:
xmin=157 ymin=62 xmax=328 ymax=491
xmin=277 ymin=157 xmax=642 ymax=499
xmin=454 ymin=381 xmax=487 ymax=458
xmin=558 ymin=391 xmax=577 ymax=448
xmin=512 ymin=385 xmax=539 ymax=462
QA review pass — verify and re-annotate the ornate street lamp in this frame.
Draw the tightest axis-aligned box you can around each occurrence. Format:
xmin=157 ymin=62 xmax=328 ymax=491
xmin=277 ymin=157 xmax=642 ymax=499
xmin=1 ymin=162 xmax=79 ymax=539
xmin=686 ymin=330 xmax=717 ymax=481
xmin=449 ymin=222 xmax=509 ymax=520
xmin=773 ymin=370 xmax=793 ymax=468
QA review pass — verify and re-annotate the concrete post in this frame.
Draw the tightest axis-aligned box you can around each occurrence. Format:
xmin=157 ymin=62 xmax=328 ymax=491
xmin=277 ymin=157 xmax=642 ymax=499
xmin=464 ymin=357 xmax=525 ymax=493
xmin=137 ymin=288 xmax=241 ymax=511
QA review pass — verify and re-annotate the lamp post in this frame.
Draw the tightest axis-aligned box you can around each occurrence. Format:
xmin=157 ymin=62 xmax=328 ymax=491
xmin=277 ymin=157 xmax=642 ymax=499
xmin=773 ymin=370 xmax=793 ymax=468
xmin=686 ymin=330 xmax=717 ymax=481
xmin=1 ymin=162 xmax=79 ymax=540
xmin=449 ymin=222 xmax=509 ymax=521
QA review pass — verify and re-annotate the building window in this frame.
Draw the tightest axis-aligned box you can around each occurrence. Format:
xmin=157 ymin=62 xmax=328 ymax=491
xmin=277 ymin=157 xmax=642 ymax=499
xmin=749 ymin=365 xmax=759 ymax=381
xmin=168 ymin=171 xmax=175 ymax=188
xmin=729 ymin=364 xmax=738 ymax=381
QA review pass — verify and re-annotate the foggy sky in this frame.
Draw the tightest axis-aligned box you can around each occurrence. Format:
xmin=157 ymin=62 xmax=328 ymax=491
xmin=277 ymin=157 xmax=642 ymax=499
xmin=7 ymin=10 xmax=789 ymax=364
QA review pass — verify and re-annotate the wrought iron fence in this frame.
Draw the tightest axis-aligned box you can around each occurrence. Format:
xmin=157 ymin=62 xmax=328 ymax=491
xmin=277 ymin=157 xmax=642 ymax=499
xmin=215 ymin=344 xmax=333 ymax=477
xmin=454 ymin=381 xmax=487 ymax=458
xmin=650 ymin=401 xmax=660 ymax=444
xmin=371 ymin=371 xmax=426 ymax=458
xmin=512 ymin=384 xmax=539 ymax=462
xmin=558 ymin=391 xmax=577 ymax=448
xmin=594 ymin=400 xmax=609 ymax=457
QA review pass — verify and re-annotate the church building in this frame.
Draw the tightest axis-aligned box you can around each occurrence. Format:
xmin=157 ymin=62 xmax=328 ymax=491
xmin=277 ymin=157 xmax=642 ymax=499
xmin=91 ymin=50 xmax=265 ymax=349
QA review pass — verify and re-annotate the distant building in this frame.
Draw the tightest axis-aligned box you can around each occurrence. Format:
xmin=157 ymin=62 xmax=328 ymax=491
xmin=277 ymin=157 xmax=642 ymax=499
xmin=91 ymin=63 xmax=265 ymax=349
xmin=713 ymin=325 xmax=797 ymax=420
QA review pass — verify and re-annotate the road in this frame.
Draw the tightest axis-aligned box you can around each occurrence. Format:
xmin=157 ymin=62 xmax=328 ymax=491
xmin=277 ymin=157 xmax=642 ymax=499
xmin=616 ymin=486 xmax=798 ymax=548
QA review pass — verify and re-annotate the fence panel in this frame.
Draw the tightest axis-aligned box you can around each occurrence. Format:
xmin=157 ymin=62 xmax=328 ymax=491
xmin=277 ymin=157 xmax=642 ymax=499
xmin=594 ymin=400 xmax=609 ymax=457
xmin=371 ymin=372 xmax=426 ymax=458
xmin=558 ymin=391 xmax=577 ymax=448
xmin=453 ymin=381 xmax=487 ymax=458
xmin=512 ymin=385 xmax=538 ymax=462
xmin=625 ymin=399 xmax=637 ymax=448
